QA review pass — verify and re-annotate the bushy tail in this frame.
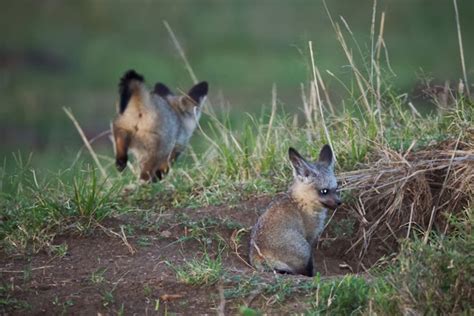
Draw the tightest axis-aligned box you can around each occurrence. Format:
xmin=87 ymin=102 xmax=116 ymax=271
xmin=118 ymin=69 xmax=144 ymax=114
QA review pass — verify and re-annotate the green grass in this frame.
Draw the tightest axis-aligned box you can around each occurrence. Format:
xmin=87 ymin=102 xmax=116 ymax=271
xmin=90 ymin=267 xmax=108 ymax=285
xmin=170 ymin=252 xmax=223 ymax=286
xmin=225 ymin=273 xmax=399 ymax=315
xmin=1 ymin=96 xmax=472 ymax=313
xmin=0 ymin=160 xmax=123 ymax=253
xmin=0 ymin=283 xmax=30 ymax=312
xmin=386 ymin=207 xmax=474 ymax=314
xmin=1 ymin=4 xmax=473 ymax=314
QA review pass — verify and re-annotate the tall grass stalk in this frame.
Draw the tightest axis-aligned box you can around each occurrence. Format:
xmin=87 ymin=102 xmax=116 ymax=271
xmin=453 ymin=0 xmax=471 ymax=98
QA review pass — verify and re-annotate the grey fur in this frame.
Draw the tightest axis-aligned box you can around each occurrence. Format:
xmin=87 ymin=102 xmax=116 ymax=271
xmin=112 ymin=70 xmax=208 ymax=182
xmin=249 ymin=145 xmax=341 ymax=276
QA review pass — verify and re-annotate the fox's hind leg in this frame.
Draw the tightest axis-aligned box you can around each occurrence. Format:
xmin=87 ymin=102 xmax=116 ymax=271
xmin=170 ymin=146 xmax=184 ymax=164
xmin=139 ymin=156 xmax=160 ymax=182
xmin=154 ymin=170 xmax=163 ymax=181
xmin=113 ymin=127 xmax=131 ymax=172
xmin=140 ymin=157 xmax=170 ymax=182
xmin=155 ymin=160 xmax=171 ymax=179
xmin=275 ymin=233 xmax=312 ymax=276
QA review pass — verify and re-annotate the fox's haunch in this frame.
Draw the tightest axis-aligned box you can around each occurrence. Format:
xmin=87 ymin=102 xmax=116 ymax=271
xmin=112 ymin=69 xmax=209 ymax=182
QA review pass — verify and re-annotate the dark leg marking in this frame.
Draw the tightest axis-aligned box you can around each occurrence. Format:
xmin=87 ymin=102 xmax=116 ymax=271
xmin=155 ymin=170 xmax=163 ymax=181
xmin=114 ymin=128 xmax=131 ymax=172
xmin=274 ymin=269 xmax=294 ymax=275
xmin=305 ymin=257 xmax=314 ymax=277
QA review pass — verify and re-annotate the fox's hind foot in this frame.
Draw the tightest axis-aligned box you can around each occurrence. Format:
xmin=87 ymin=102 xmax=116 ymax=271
xmin=274 ymin=268 xmax=294 ymax=275
xmin=273 ymin=260 xmax=313 ymax=277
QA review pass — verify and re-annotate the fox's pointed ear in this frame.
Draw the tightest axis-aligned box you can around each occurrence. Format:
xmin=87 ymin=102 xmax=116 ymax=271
xmin=318 ymin=144 xmax=334 ymax=169
xmin=187 ymin=81 xmax=208 ymax=105
xmin=154 ymin=82 xmax=173 ymax=98
xmin=289 ymin=147 xmax=312 ymax=178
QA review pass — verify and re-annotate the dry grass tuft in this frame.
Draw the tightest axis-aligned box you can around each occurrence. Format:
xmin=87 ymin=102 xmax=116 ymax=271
xmin=339 ymin=132 xmax=474 ymax=261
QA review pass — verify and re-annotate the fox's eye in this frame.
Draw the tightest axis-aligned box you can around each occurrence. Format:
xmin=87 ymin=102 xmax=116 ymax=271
xmin=319 ymin=189 xmax=329 ymax=195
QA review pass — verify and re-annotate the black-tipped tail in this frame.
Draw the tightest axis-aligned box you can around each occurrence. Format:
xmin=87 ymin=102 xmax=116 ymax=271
xmin=118 ymin=70 xmax=144 ymax=114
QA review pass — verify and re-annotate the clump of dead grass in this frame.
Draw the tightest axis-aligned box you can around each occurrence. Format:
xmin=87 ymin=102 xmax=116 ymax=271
xmin=340 ymin=133 xmax=473 ymax=261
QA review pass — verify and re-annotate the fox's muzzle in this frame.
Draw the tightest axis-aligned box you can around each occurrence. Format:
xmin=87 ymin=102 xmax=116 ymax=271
xmin=321 ymin=196 xmax=342 ymax=210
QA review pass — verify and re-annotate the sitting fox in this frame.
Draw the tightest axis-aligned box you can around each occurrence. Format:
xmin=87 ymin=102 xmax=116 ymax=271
xmin=249 ymin=145 xmax=341 ymax=276
xmin=112 ymin=70 xmax=208 ymax=182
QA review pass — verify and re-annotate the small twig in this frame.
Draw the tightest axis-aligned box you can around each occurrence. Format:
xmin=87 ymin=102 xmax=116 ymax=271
xmin=231 ymin=228 xmax=254 ymax=269
xmin=408 ymin=102 xmax=422 ymax=118
xmin=0 ymin=265 xmax=54 ymax=273
xmin=375 ymin=12 xmax=386 ymax=136
xmin=217 ymin=283 xmax=226 ymax=316
xmin=163 ymin=21 xmax=198 ymax=84
xmin=406 ymin=202 xmax=415 ymax=239
xmin=308 ymin=41 xmax=335 ymax=159
xmin=338 ymin=263 xmax=353 ymax=273
xmin=385 ymin=221 xmax=398 ymax=241
xmin=423 ymin=131 xmax=462 ymax=244
xmin=322 ymin=208 xmax=338 ymax=232
xmin=120 ymin=225 xmax=136 ymax=255
xmin=315 ymin=67 xmax=335 ymax=115
xmin=97 ymin=223 xmax=136 ymax=255
xmin=72 ymin=129 xmax=111 ymax=167
xmin=453 ymin=0 xmax=471 ymax=98
xmin=264 ymin=84 xmax=277 ymax=149
xmin=63 ymin=107 xmax=108 ymax=179
xmin=370 ymin=0 xmax=377 ymax=86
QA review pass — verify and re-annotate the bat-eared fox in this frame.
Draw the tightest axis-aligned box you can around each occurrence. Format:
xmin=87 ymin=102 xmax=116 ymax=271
xmin=112 ymin=70 xmax=208 ymax=182
xmin=250 ymin=145 xmax=341 ymax=276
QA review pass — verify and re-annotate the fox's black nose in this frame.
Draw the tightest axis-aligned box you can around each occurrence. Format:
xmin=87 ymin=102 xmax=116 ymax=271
xmin=336 ymin=200 xmax=342 ymax=206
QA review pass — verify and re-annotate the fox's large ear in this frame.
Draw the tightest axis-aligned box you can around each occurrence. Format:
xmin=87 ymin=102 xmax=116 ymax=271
xmin=289 ymin=147 xmax=312 ymax=178
xmin=154 ymin=82 xmax=173 ymax=98
xmin=187 ymin=81 xmax=208 ymax=106
xmin=318 ymin=144 xmax=334 ymax=169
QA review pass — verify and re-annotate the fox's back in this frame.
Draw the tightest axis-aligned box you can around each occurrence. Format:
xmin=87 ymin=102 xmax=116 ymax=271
xmin=251 ymin=194 xmax=323 ymax=249
xmin=111 ymin=69 xmax=209 ymax=182
xmin=114 ymin=92 xmax=179 ymax=159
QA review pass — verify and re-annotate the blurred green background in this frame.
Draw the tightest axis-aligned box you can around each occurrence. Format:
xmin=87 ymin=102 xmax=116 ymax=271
xmin=1 ymin=0 xmax=473 ymax=170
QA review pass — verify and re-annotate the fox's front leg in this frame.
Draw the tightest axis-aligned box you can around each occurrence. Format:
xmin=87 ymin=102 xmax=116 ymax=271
xmin=139 ymin=155 xmax=161 ymax=183
xmin=113 ymin=127 xmax=131 ymax=172
xmin=307 ymin=249 xmax=315 ymax=277
xmin=155 ymin=160 xmax=171 ymax=179
xmin=169 ymin=148 xmax=182 ymax=165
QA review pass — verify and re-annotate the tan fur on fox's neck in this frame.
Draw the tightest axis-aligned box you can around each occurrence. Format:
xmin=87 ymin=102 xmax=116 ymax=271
xmin=290 ymin=180 xmax=324 ymax=213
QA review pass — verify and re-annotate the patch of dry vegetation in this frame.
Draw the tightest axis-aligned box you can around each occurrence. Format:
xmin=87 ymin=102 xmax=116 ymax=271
xmin=340 ymin=136 xmax=473 ymax=260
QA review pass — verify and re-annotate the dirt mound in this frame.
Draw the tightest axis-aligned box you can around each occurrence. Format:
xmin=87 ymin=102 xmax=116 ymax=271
xmin=0 ymin=196 xmax=366 ymax=315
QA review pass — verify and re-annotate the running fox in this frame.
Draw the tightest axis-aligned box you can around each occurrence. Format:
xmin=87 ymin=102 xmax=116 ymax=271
xmin=112 ymin=70 xmax=208 ymax=182
xmin=249 ymin=145 xmax=341 ymax=276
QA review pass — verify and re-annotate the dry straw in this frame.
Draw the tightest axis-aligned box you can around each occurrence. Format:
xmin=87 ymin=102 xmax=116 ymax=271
xmin=339 ymin=135 xmax=473 ymax=260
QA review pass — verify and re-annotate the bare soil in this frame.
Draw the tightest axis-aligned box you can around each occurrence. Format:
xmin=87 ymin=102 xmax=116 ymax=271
xmin=0 ymin=195 xmax=383 ymax=315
